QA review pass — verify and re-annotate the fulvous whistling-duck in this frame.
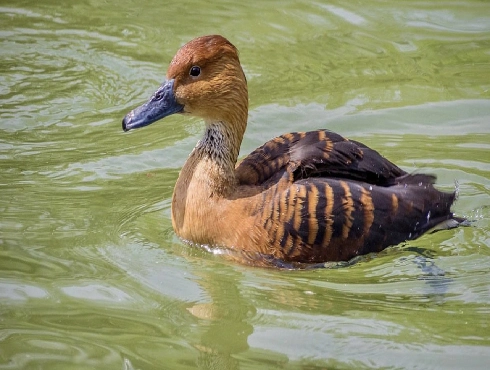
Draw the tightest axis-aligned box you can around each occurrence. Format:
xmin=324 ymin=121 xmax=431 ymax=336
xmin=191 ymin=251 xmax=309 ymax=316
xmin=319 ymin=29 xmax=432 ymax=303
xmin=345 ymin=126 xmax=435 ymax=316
xmin=122 ymin=35 xmax=462 ymax=267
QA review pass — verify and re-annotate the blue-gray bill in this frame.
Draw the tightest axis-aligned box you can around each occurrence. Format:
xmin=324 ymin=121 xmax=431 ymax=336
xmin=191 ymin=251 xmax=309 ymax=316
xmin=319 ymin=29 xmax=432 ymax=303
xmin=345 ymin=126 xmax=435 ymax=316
xmin=122 ymin=79 xmax=183 ymax=131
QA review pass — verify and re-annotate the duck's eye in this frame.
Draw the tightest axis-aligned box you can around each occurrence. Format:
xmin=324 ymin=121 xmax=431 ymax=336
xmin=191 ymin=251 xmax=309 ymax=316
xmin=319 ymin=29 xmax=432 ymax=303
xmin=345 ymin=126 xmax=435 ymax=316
xmin=189 ymin=66 xmax=201 ymax=77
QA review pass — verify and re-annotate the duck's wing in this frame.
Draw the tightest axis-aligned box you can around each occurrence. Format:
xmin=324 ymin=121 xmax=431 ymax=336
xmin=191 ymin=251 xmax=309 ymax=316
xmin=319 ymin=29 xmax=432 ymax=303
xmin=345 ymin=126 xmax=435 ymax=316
xmin=236 ymin=130 xmax=407 ymax=187
xmin=254 ymin=173 xmax=458 ymax=264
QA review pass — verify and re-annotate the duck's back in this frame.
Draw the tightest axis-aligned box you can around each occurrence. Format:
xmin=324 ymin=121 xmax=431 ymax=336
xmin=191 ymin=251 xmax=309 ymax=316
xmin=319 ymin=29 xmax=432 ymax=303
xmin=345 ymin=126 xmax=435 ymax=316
xmin=235 ymin=130 xmax=458 ymax=263
xmin=236 ymin=130 xmax=406 ymax=186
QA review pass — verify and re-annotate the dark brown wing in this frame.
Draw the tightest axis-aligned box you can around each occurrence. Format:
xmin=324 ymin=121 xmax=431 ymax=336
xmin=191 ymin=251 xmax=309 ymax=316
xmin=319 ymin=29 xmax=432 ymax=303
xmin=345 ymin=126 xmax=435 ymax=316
xmin=257 ymin=173 xmax=458 ymax=263
xmin=236 ymin=130 xmax=406 ymax=187
xmin=236 ymin=129 xmax=459 ymax=265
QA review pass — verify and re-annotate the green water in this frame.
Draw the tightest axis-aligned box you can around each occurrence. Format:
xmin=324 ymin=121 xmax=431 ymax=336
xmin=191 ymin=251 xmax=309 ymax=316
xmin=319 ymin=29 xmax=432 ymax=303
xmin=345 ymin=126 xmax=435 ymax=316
xmin=1 ymin=0 xmax=490 ymax=369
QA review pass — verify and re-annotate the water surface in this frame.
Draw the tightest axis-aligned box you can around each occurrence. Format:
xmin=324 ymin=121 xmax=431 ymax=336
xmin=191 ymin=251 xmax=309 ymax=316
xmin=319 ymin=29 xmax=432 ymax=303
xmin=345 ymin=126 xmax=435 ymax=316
xmin=1 ymin=1 xmax=490 ymax=369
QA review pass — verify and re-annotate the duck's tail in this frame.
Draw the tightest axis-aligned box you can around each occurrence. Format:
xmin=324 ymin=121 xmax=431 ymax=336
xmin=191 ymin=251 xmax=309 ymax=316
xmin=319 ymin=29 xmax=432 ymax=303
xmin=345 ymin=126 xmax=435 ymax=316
xmin=393 ymin=173 xmax=467 ymax=235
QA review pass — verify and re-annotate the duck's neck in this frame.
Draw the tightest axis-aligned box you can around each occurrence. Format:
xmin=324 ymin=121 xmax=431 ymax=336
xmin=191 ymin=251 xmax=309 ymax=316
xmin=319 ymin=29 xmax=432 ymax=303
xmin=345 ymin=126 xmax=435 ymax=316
xmin=180 ymin=87 xmax=249 ymax=195
xmin=192 ymin=119 xmax=243 ymax=194
xmin=171 ymin=114 xmax=247 ymax=239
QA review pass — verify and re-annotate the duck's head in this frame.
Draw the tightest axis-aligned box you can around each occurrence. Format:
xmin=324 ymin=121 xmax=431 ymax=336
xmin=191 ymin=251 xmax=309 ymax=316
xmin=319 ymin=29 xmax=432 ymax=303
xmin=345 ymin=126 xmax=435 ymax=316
xmin=122 ymin=35 xmax=248 ymax=131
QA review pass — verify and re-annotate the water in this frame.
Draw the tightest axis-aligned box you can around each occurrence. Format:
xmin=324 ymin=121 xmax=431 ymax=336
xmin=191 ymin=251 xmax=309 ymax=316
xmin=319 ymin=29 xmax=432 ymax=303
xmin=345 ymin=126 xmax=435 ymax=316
xmin=1 ymin=0 xmax=490 ymax=369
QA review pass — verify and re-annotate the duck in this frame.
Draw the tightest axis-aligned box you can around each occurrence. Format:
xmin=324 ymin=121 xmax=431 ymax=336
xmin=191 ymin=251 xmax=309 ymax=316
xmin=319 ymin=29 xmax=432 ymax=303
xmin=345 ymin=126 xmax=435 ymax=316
xmin=122 ymin=35 xmax=462 ymax=267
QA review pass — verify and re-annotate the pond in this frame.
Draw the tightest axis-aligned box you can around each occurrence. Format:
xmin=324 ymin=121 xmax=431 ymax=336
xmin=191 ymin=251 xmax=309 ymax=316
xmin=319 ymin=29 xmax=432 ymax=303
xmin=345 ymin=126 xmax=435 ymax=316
xmin=1 ymin=0 xmax=489 ymax=369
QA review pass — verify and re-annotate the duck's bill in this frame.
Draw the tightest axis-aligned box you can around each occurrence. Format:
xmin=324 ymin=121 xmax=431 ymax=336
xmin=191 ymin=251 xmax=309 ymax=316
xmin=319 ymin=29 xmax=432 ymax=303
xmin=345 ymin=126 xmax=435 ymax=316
xmin=122 ymin=79 xmax=183 ymax=131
